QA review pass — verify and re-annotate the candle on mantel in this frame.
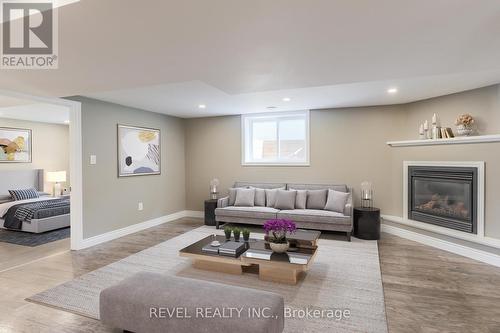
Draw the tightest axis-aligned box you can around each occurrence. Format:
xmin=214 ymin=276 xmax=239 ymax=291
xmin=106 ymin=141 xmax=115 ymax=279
xmin=419 ymin=124 xmax=424 ymax=135
xmin=424 ymin=120 xmax=429 ymax=130
xmin=432 ymin=113 xmax=437 ymax=125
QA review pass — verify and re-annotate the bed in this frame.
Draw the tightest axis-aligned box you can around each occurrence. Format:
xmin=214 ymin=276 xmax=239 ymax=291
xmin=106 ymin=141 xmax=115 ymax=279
xmin=0 ymin=169 xmax=70 ymax=233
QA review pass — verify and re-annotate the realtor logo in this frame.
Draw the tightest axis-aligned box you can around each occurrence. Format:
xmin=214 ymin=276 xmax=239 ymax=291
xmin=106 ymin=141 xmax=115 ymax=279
xmin=1 ymin=0 xmax=58 ymax=69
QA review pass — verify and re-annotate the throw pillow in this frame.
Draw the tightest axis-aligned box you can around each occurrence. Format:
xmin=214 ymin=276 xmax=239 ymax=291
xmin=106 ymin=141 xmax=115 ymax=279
xmin=290 ymin=188 xmax=307 ymax=209
xmin=274 ymin=190 xmax=297 ymax=210
xmin=234 ymin=188 xmax=256 ymax=207
xmin=253 ymin=188 xmax=266 ymax=206
xmin=324 ymin=189 xmax=350 ymax=213
xmin=265 ymin=187 xmax=286 ymax=207
xmin=8 ymin=188 xmax=40 ymax=201
xmin=228 ymin=188 xmax=237 ymax=206
xmin=306 ymin=189 xmax=328 ymax=210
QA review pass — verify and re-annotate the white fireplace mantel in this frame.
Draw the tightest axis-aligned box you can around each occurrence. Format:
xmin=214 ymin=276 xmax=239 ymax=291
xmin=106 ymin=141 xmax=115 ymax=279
xmin=387 ymin=134 xmax=500 ymax=147
xmin=403 ymin=161 xmax=485 ymax=238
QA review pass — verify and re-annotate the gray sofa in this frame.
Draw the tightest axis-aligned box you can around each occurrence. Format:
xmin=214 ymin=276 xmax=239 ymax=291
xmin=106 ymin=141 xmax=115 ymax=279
xmin=215 ymin=182 xmax=353 ymax=241
xmin=100 ymin=272 xmax=284 ymax=333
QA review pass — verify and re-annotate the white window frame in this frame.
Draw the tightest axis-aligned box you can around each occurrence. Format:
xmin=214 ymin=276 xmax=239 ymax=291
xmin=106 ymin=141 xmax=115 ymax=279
xmin=241 ymin=110 xmax=310 ymax=166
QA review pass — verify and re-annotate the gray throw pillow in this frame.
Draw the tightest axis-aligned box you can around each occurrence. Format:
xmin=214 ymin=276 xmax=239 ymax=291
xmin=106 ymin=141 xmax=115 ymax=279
xmin=306 ymin=189 xmax=328 ymax=210
xmin=253 ymin=188 xmax=266 ymax=206
xmin=228 ymin=188 xmax=238 ymax=206
xmin=290 ymin=188 xmax=307 ymax=209
xmin=324 ymin=189 xmax=350 ymax=213
xmin=274 ymin=190 xmax=297 ymax=210
xmin=265 ymin=188 xmax=285 ymax=207
xmin=234 ymin=188 xmax=255 ymax=207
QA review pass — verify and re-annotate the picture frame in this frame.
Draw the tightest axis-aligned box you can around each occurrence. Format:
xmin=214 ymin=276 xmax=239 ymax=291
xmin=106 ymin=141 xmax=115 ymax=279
xmin=0 ymin=127 xmax=32 ymax=163
xmin=117 ymin=124 xmax=161 ymax=177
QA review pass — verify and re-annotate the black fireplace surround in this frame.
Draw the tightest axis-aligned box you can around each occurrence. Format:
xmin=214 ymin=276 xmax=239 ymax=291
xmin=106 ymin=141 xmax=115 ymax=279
xmin=408 ymin=166 xmax=478 ymax=234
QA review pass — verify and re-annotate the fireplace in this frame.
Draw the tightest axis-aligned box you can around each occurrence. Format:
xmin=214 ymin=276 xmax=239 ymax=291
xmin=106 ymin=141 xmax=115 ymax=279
xmin=408 ymin=166 xmax=478 ymax=234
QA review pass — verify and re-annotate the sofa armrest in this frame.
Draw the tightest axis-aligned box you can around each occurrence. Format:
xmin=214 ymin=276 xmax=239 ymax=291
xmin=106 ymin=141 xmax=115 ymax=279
xmin=344 ymin=192 xmax=353 ymax=217
xmin=217 ymin=196 xmax=229 ymax=208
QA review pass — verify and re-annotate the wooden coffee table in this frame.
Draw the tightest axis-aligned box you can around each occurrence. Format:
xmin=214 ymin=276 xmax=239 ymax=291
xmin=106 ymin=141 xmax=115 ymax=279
xmin=179 ymin=232 xmax=319 ymax=285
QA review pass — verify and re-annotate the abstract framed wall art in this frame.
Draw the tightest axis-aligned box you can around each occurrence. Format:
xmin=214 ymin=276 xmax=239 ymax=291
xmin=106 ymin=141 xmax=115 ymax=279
xmin=117 ymin=125 xmax=161 ymax=177
xmin=0 ymin=127 xmax=32 ymax=163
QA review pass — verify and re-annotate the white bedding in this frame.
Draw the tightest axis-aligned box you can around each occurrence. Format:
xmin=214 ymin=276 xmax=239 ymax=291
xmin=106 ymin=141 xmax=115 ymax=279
xmin=0 ymin=197 xmax=58 ymax=219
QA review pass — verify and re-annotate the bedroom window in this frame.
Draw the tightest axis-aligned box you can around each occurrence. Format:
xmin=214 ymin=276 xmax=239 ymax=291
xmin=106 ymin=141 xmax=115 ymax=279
xmin=242 ymin=110 xmax=310 ymax=166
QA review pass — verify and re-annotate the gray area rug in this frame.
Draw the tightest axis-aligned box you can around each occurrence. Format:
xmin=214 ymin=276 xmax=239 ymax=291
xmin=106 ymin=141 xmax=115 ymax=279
xmin=0 ymin=227 xmax=70 ymax=246
xmin=28 ymin=226 xmax=388 ymax=332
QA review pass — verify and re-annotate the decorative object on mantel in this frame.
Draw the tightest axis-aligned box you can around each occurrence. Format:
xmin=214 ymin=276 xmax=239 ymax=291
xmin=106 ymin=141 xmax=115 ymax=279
xmin=455 ymin=113 xmax=475 ymax=136
xmin=418 ymin=123 xmax=425 ymax=140
xmin=431 ymin=113 xmax=441 ymax=140
xmin=361 ymin=181 xmax=374 ymax=208
xmin=263 ymin=219 xmax=296 ymax=253
xmin=209 ymin=178 xmax=220 ymax=199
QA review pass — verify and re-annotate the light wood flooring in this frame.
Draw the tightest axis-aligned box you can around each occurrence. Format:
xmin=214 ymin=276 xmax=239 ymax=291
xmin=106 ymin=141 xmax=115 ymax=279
xmin=0 ymin=218 xmax=499 ymax=332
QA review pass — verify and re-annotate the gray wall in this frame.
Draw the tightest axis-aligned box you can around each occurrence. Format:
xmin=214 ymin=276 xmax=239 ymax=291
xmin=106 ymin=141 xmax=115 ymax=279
xmin=0 ymin=118 xmax=69 ymax=192
xmin=185 ymin=84 xmax=500 ymax=240
xmin=71 ymin=97 xmax=186 ymax=239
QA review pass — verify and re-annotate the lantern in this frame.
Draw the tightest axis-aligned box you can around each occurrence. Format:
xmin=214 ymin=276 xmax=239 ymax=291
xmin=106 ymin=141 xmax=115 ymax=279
xmin=361 ymin=181 xmax=374 ymax=208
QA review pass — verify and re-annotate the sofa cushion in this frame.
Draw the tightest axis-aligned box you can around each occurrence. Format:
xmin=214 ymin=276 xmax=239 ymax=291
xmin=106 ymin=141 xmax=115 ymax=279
xmin=306 ymin=190 xmax=328 ymax=210
xmin=290 ymin=188 xmax=307 ymax=209
xmin=274 ymin=190 xmax=297 ymax=210
xmin=253 ymin=188 xmax=266 ymax=206
xmin=234 ymin=188 xmax=255 ymax=207
xmin=277 ymin=209 xmax=351 ymax=225
xmin=216 ymin=206 xmax=279 ymax=219
xmin=324 ymin=189 xmax=350 ymax=213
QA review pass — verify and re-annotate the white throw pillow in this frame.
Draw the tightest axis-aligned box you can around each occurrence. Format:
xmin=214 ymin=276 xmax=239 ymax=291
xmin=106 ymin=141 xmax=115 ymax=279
xmin=234 ymin=188 xmax=256 ymax=207
xmin=324 ymin=189 xmax=349 ymax=213
xmin=290 ymin=188 xmax=307 ymax=209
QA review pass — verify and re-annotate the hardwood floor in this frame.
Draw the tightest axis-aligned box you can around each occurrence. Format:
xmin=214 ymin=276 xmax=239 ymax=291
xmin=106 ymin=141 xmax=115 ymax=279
xmin=0 ymin=218 xmax=499 ymax=332
xmin=379 ymin=234 xmax=500 ymax=333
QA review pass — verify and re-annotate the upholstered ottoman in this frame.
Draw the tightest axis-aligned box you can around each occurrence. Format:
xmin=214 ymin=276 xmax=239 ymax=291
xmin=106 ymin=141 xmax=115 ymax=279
xmin=100 ymin=272 xmax=285 ymax=333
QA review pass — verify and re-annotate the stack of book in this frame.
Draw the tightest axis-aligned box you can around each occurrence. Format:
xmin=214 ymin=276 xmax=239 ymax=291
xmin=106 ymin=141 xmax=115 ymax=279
xmin=439 ymin=127 xmax=455 ymax=139
xmin=218 ymin=241 xmax=246 ymax=257
xmin=201 ymin=244 xmax=220 ymax=255
xmin=243 ymin=249 xmax=273 ymax=260
xmin=287 ymin=253 xmax=311 ymax=265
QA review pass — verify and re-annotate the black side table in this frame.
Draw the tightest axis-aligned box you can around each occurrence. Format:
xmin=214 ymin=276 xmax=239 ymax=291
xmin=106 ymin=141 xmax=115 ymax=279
xmin=353 ymin=207 xmax=381 ymax=240
xmin=204 ymin=199 xmax=218 ymax=226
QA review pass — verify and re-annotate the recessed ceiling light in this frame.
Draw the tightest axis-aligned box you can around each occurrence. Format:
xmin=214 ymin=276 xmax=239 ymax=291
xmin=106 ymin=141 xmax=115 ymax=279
xmin=64 ymin=120 xmax=70 ymax=124
xmin=267 ymin=106 xmax=277 ymax=109
xmin=387 ymin=88 xmax=398 ymax=94
xmin=282 ymin=97 xmax=291 ymax=102
xmin=198 ymin=104 xmax=206 ymax=109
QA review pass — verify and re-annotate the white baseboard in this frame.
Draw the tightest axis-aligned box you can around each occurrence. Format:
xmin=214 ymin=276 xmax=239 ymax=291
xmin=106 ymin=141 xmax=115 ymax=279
xmin=381 ymin=223 xmax=500 ymax=268
xmin=77 ymin=210 xmax=203 ymax=250
xmin=184 ymin=210 xmax=204 ymax=219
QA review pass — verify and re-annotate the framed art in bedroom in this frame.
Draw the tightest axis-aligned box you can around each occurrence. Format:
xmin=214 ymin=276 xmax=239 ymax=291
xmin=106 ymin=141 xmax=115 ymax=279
xmin=0 ymin=127 xmax=32 ymax=163
xmin=117 ymin=125 xmax=161 ymax=177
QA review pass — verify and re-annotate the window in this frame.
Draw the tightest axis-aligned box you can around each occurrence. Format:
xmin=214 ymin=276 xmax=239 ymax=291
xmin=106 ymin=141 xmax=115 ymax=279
xmin=242 ymin=110 xmax=310 ymax=165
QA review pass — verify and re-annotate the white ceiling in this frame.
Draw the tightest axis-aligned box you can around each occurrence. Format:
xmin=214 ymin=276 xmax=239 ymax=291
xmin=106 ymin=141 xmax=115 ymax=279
xmin=0 ymin=102 xmax=70 ymax=125
xmin=0 ymin=0 xmax=499 ymax=117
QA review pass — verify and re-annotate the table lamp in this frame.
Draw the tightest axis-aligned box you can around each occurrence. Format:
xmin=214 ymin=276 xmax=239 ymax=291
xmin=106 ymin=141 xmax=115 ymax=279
xmin=47 ymin=171 xmax=66 ymax=197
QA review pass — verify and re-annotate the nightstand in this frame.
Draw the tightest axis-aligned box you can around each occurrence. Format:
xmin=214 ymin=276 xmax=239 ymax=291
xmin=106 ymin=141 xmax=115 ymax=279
xmin=204 ymin=199 xmax=218 ymax=226
xmin=353 ymin=207 xmax=381 ymax=240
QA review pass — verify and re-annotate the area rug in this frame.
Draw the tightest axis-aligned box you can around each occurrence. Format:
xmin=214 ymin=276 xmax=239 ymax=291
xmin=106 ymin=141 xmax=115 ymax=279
xmin=0 ymin=227 xmax=70 ymax=246
xmin=27 ymin=226 xmax=387 ymax=332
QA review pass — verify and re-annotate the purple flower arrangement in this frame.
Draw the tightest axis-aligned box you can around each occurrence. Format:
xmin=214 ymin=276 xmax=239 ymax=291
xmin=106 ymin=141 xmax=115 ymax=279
xmin=263 ymin=219 xmax=296 ymax=244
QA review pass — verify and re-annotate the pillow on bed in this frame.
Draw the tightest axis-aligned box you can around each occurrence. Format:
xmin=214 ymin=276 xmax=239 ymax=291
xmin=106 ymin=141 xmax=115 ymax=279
xmin=8 ymin=188 xmax=40 ymax=201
